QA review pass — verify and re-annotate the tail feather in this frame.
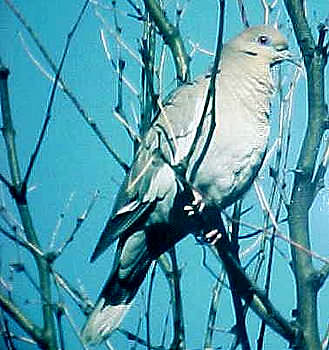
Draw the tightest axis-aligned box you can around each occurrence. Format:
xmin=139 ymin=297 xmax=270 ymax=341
xmin=82 ymin=221 xmax=185 ymax=344
xmin=82 ymin=230 xmax=151 ymax=345
xmin=81 ymin=298 xmax=131 ymax=345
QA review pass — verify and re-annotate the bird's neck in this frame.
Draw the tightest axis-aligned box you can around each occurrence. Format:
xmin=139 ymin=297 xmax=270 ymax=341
xmin=219 ymin=58 xmax=275 ymax=121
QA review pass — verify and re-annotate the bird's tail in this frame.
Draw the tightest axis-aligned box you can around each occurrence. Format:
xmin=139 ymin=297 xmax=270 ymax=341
xmin=81 ymin=230 xmax=152 ymax=345
xmin=81 ymin=298 xmax=131 ymax=345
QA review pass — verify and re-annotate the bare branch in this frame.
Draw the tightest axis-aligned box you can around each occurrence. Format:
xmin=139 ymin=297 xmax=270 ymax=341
xmin=0 ymin=173 xmax=12 ymax=191
xmin=49 ymin=192 xmax=76 ymax=250
xmin=261 ymin=0 xmax=279 ymax=25
xmin=95 ymin=9 xmax=144 ymax=67
xmin=143 ymin=0 xmax=190 ymax=83
xmin=284 ymin=0 xmax=315 ymax=65
xmin=5 ymin=0 xmax=129 ymax=173
xmin=0 ymin=293 xmax=45 ymax=347
xmin=0 ymin=225 xmax=44 ymax=258
xmin=23 ymin=0 xmax=90 ymax=188
xmin=146 ymin=262 xmax=157 ymax=350
xmin=52 ymin=190 xmax=99 ymax=260
xmin=211 ymin=240 xmax=299 ymax=345
xmin=100 ymin=29 xmax=139 ymax=96
xmin=0 ymin=62 xmax=57 ymax=348
xmin=117 ymin=328 xmax=165 ymax=349
xmin=0 ymin=66 xmax=22 ymax=193
xmin=53 ymin=272 xmax=92 ymax=313
xmin=284 ymin=2 xmax=329 ymax=348
xmin=203 ymin=268 xmax=226 ymax=350
xmin=168 ymin=248 xmax=185 ymax=350
xmin=237 ymin=0 xmax=250 ymax=27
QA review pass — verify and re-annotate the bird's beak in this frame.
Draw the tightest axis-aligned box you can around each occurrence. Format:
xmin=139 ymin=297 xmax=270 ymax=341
xmin=271 ymin=45 xmax=292 ymax=66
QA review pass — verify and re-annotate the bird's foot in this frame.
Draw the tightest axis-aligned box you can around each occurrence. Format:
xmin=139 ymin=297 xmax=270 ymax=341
xmin=203 ymin=229 xmax=222 ymax=245
xmin=195 ymin=229 xmax=222 ymax=245
xmin=184 ymin=189 xmax=205 ymax=216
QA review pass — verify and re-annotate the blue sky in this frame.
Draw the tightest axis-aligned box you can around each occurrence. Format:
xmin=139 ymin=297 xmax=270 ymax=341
xmin=1 ymin=1 xmax=329 ymax=349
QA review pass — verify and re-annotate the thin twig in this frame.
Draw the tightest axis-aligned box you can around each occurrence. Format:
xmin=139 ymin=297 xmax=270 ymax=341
xmin=237 ymin=0 xmax=250 ymax=27
xmin=23 ymin=0 xmax=90 ymax=188
xmin=146 ymin=262 xmax=157 ymax=350
xmin=168 ymin=248 xmax=185 ymax=350
xmin=0 ymin=293 xmax=45 ymax=347
xmin=203 ymin=267 xmax=226 ymax=349
xmin=100 ymin=29 xmax=139 ymax=96
xmin=5 ymin=0 xmax=129 ymax=172
xmin=53 ymin=190 xmax=99 ymax=260
xmin=117 ymin=328 xmax=165 ymax=349
xmin=0 ymin=173 xmax=12 ymax=190
xmin=49 ymin=192 xmax=76 ymax=250
xmin=143 ymin=0 xmax=190 ymax=83
xmin=0 ymin=225 xmax=44 ymax=258
xmin=53 ymin=272 xmax=92 ymax=312
xmin=95 ymin=8 xmax=144 ymax=66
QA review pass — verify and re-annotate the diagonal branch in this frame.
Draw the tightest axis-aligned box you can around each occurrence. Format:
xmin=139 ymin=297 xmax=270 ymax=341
xmin=0 ymin=292 xmax=45 ymax=348
xmin=212 ymin=239 xmax=299 ymax=345
xmin=22 ymin=0 xmax=90 ymax=188
xmin=237 ymin=0 xmax=250 ymax=27
xmin=168 ymin=248 xmax=185 ymax=350
xmin=4 ymin=0 xmax=129 ymax=173
xmin=203 ymin=268 xmax=225 ymax=350
xmin=158 ymin=250 xmax=186 ymax=350
xmin=143 ymin=0 xmax=190 ymax=83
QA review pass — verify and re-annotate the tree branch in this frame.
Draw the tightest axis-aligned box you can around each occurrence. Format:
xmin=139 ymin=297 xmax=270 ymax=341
xmin=168 ymin=248 xmax=185 ymax=350
xmin=22 ymin=0 xmax=90 ymax=188
xmin=0 ymin=64 xmax=57 ymax=349
xmin=143 ymin=0 xmax=190 ymax=83
xmin=0 ymin=66 xmax=22 ymax=194
xmin=212 ymin=231 xmax=298 ymax=345
xmin=0 ymin=293 xmax=45 ymax=348
xmin=4 ymin=0 xmax=129 ymax=173
xmin=158 ymin=250 xmax=186 ymax=350
xmin=203 ymin=269 xmax=225 ymax=349
xmin=283 ymin=2 xmax=328 ymax=349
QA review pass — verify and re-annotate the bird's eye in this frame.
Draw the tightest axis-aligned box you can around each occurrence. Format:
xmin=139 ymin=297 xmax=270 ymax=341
xmin=257 ymin=35 xmax=271 ymax=45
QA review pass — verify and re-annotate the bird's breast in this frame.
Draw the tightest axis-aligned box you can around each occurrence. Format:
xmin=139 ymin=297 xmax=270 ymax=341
xmin=191 ymin=111 xmax=269 ymax=208
xmin=180 ymin=83 xmax=270 ymax=208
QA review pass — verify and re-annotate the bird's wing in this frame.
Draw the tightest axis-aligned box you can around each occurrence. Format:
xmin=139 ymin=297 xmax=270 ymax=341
xmin=90 ymin=77 xmax=210 ymax=262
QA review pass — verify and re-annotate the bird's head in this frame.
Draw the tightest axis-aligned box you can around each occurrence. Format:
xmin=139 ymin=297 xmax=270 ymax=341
xmin=223 ymin=25 xmax=291 ymax=66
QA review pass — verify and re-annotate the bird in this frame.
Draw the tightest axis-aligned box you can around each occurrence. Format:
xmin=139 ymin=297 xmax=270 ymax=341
xmin=81 ymin=25 xmax=290 ymax=344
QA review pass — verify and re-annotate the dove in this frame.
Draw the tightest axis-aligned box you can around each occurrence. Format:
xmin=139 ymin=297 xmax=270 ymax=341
xmin=82 ymin=25 xmax=290 ymax=344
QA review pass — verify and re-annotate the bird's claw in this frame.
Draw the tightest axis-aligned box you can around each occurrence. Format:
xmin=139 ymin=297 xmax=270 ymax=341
xmin=195 ymin=229 xmax=222 ymax=245
xmin=204 ymin=229 xmax=222 ymax=245
xmin=184 ymin=189 xmax=205 ymax=216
